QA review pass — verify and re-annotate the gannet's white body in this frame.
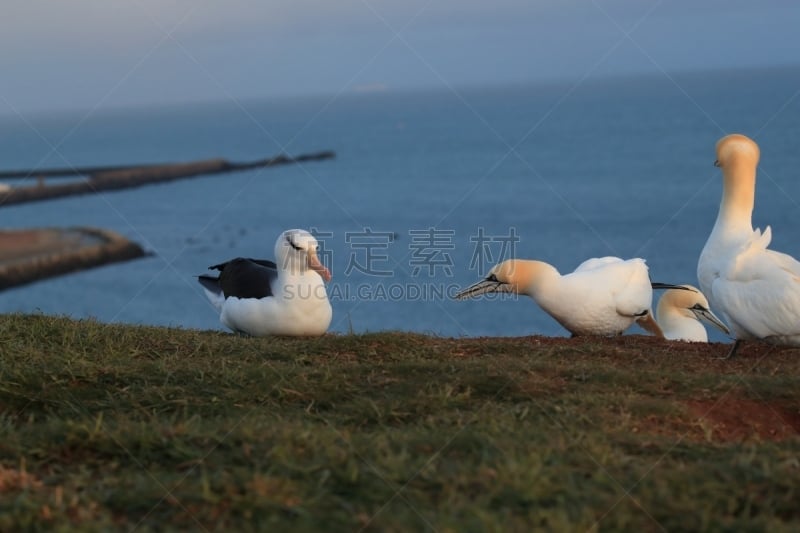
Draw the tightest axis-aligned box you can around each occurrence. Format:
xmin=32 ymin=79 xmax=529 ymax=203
xmin=655 ymin=285 xmax=729 ymax=342
xmin=456 ymin=256 xmax=665 ymax=337
xmin=698 ymin=134 xmax=800 ymax=348
xmin=199 ymin=229 xmax=332 ymax=336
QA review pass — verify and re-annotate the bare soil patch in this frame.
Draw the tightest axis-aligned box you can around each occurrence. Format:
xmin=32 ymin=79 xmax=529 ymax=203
xmin=685 ymin=398 xmax=800 ymax=442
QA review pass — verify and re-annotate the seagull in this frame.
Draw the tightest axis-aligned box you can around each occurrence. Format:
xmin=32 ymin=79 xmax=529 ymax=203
xmin=198 ymin=229 xmax=332 ymax=336
xmin=653 ymin=284 xmax=730 ymax=342
xmin=698 ymin=133 xmax=800 ymax=357
xmin=455 ymin=256 xmax=682 ymax=337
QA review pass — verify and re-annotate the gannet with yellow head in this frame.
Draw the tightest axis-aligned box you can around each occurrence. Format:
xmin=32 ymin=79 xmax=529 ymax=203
xmin=456 ymin=256 xmax=675 ymax=337
xmin=698 ymin=134 xmax=800 ymax=356
xmin=654 ymin=284 xmax=729 ymax=342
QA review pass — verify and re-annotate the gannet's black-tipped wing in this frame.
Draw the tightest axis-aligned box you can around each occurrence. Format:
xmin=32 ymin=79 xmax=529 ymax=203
xmin=204 ymin=257 xmax=278 ymax=299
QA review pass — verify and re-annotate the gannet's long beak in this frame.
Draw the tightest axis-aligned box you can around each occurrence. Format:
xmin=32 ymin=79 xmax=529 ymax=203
xmin=307 ymin=251 xmax=332 ymax=282
xmin=454 ymin=277 xmax=514 ymax=300
xmin=691 ymin=305 xmax=730 ymax=335
xmin=651 ymin=282 xmax=696 ymax=291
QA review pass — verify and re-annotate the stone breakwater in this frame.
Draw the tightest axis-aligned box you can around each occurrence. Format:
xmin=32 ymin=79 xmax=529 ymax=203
xmin=0 ymin=227 xmax=146 ymax=290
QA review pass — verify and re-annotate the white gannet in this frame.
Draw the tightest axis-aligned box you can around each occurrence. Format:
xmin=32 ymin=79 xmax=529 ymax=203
xmin=198 ymin=229 xmax=332 ymax=336
xmin=698 ymin=133 xmax=800 ymax=357
xmin=455 ymin=256 xmax=678 ymax=337
xmin=653 ymin=284 xmax=730 ymax=342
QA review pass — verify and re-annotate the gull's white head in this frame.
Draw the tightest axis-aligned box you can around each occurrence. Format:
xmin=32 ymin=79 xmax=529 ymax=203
xmin=657 ymin=285 xmax=729 ymax=336
xmin=715 ymin=134 xmax=760 ymax=171
xmin=274 ymin=229 xmax=332 ymax=282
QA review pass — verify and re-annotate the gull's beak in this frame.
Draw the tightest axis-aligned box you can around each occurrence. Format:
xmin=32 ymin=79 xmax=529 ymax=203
xmin=307 ymin=251 xmax=332 ymax=282
xmin=454 ymin=277 xmax=513 ymax=300
xmin=714 ymin=160 xmax=721 ymax=167
xmin=692 ymin=306 xmax=730 ymax=335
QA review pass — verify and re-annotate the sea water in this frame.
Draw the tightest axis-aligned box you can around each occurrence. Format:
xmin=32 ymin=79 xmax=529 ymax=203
xmin=1 ymin=66 xmax=799 ymax=340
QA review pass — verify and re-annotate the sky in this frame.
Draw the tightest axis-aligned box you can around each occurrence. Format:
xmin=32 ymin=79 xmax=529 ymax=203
xmin=1 ymin=0 xmax=799 ymax=114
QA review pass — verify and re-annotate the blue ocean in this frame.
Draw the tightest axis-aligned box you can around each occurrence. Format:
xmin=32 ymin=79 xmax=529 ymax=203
xmin=2 ymin=66 xmax=799 ymax=341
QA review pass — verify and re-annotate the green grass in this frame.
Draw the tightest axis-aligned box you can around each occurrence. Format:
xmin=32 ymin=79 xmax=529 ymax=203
xmin=1 ymin=313 xmax=799 ymax=531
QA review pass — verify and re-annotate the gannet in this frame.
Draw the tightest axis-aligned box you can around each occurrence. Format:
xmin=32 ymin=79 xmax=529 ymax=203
xmin=198 ymin=229 xmax=332 ymax=336
xmin=698 ymin=133 xmax=800 ymax=357
xmin=455 ymin=256 xmax=678 ymax=337
xmin=654 ymin=284 xmax=730 ymax=342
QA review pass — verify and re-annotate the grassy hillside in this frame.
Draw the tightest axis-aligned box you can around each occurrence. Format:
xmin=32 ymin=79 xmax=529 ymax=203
xmin=1 ymin=313 xmax=799 ymax=531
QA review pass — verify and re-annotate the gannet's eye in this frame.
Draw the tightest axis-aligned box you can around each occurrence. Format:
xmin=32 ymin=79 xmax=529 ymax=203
xmin=487 ymin=274 xmax=498 ymax=282
xmin=690 ymin=304 xmax=706 ymax=311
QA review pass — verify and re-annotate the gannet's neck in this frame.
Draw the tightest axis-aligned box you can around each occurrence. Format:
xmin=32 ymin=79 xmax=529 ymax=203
xmin=711 ymin=134 xmax=760 ymax=242
xmin=711 ymin=163 xmax=756 ymax=243
xmin=501 ymin=259 xmax=561 ymax=299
